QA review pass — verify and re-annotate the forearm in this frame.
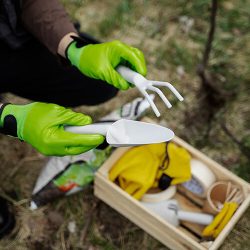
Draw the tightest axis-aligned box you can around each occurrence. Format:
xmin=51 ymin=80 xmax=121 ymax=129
xmin=57 ymin=32 xmax=79 ymax=58
xmin=21 ymin=0 xmax=77 ymax=54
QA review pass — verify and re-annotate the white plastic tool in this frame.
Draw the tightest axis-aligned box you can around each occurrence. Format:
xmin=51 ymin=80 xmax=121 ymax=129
xmin=65 ymin=119 xmax=174 ymax=147
xmin=117 ymin=65 xmax=184 ymax=117
xmin=142 ymin=199 xmax=214 ymax=226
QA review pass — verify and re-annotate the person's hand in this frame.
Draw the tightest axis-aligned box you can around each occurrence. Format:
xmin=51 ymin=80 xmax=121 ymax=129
xmin=0 ymin=102 xmax=104 ymax=156
xmin=67 ymin=40 xmax=147 ymax=90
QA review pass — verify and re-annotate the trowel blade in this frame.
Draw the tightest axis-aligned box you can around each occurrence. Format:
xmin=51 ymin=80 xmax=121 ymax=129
xmin=107 ymin=119 xmax=174 ymax=147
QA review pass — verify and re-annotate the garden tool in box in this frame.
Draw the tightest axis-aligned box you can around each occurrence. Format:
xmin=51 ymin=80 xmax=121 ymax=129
xmin=117 ymin=66 xmax=184 ymax=117
xmin=142 ymin=199 xmax=214 ymax=226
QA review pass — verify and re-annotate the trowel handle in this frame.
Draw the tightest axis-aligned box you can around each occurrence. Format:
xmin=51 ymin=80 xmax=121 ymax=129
xmin=178 ymin=211 xmax=214 ymax=225
xmin=117 ymin=65 xmax=146 ymax=87
xmin=65 ymin=123 xmax=111 ymax=136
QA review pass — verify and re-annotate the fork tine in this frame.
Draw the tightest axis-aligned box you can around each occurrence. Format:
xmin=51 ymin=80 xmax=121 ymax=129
xmin=141 ymin=89 xmax=161 ymax=117
xmin=152 ymin=81 xmax=184 ymax=101
xmin=148 ymin=86 xmax=172 ymax=109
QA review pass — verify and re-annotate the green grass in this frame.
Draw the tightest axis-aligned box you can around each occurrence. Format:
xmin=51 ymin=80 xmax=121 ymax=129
xmin=155 ymin=39 xmax=196 ymax=71
xmin=98 ymin=0 xmax=133 ymax=37
xmin=90 ymin=233 xmax=116 ymax=250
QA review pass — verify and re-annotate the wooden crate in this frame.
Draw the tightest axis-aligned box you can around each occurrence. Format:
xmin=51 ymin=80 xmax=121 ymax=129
xmin=94 ymin=136 xmax=250 ymax=250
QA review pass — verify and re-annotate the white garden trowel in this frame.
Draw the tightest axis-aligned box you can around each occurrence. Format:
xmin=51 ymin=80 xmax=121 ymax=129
xmin=65 ymin=119 xmax=174 ymax=147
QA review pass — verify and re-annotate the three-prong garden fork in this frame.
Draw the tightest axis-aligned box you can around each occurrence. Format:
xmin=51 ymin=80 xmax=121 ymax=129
xmin=117 ymin=66 xmax=184 ymax=117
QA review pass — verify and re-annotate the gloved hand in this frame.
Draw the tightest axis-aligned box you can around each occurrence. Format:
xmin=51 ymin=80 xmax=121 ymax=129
xmin=67 ymin=39 xmax=147 ymax=90
xmin=0 ymin=102 xmax=104 ymax=156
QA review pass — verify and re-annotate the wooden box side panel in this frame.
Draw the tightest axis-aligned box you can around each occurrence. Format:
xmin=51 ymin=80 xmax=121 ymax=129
xmin=95 ymin=173 xmax=205 ymax=250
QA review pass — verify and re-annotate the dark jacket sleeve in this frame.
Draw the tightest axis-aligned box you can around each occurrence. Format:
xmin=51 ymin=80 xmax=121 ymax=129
xmin=21 ymin=0 xmax=77 ymax=54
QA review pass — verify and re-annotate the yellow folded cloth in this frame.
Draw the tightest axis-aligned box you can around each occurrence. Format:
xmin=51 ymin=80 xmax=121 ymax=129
xmin=109 ymin=143 xmax=191 ymax=199
xmin=109 ymin=145 xmax=159 ymax=199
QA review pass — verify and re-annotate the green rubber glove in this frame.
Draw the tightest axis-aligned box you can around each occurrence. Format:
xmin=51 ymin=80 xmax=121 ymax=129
xmin=0 ymin=102 xmax=104 ymax=156
xmin=67 ymin=40 xmax=147 ymax=90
